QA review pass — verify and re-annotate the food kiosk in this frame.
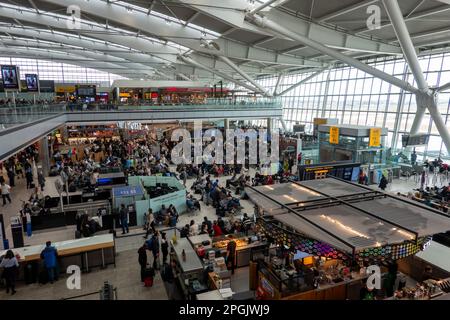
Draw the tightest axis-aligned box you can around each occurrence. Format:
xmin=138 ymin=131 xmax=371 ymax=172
xmin=246 ymin=177 xmax=450 ymax=300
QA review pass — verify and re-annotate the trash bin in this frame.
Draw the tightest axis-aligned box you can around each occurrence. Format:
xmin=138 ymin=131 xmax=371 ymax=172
xmin=3 ymin=239 xmax=9 ymax=250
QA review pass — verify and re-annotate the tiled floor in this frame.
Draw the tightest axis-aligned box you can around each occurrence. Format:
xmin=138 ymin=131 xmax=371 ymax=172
xmin=2 ymin=165 xmax=449 ymax=300
xmin=0 ymin=246 xmax=168 ymax=300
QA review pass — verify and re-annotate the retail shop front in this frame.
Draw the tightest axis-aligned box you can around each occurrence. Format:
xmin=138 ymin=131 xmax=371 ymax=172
xmin=246 ymin=178 xmax=450 ymax=300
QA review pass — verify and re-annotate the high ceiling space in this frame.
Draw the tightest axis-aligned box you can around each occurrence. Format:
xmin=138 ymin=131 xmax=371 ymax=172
xmin=0 ymin=0 xmax=449 ymax=84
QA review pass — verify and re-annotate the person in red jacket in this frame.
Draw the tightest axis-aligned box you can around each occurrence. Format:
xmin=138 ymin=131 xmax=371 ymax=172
xmin=212 ymin=220 xmax=223 ymax=236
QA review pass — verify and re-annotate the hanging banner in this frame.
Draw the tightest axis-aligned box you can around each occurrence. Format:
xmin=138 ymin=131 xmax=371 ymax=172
xmin=369 ymin=128 xmax=381 ymax=147
xmin=329 ymin=126 xmax=339 ymax=144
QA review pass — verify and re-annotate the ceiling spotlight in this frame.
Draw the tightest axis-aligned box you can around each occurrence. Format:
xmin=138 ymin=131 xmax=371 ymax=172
xmin=127 ymin=7 xmax=133 ymax=13
xmin=165 ymin=19 xmax=171 ymax=25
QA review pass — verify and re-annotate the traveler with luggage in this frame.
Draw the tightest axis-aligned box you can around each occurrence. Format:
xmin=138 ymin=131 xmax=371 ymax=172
xmin=146 ymin=231 xmax=160 ymax=270
xmin=138 ymin=243 xmax=148 ymax=282
xmin=0 ymin=250 xmax=19 ymax=295
xmin=40 ymin=241 xmax=58 ymax=283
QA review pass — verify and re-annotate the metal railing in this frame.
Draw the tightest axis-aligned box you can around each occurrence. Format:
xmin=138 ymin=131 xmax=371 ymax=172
xmin=0 ymin=100 xmax=282 ymax=131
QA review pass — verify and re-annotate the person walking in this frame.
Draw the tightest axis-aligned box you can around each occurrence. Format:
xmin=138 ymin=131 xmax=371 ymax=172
xmin=40 ymin=241 xmax=58 ymax=284
xmin=379 ymin=174 xmax=388 ymax=191
xmin=0 ymin=250 xmax=19 ymax=295
xmin=1 ymin=181 xmax=12 ymax=206
xmin=119 ymin=204 xmax=129 ymax=234
xmin=37 ymin=170 xmax=46 ymax=192
xmin=160 ymin=232 xmax=169 ymax=264
xmin=137 ymin=243 xmax=148 ymax=282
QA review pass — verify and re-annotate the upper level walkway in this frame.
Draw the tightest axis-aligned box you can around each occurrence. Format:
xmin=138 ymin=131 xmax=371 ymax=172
xmin=0 ymin=99 xmax=282 ymax=161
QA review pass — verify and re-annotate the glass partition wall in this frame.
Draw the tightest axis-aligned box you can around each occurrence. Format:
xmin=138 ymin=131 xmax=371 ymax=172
xmin=256 ymin=52 xmax=450 ymax=160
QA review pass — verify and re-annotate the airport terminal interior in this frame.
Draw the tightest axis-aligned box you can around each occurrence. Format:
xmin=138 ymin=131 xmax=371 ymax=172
xmin=1 ymin=0 xmax=450 ymax=301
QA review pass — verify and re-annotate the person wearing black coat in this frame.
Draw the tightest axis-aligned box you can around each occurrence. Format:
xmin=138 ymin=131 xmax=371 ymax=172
xmin=138 ymin=243 xmax=148 ymax=282
xmin=379 ymin=175 xmax=388 ymax=191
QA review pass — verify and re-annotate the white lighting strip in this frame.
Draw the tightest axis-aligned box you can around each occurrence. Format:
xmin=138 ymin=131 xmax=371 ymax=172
xmin=320 ymin=214 xmax=371 ymax=239
xmin=391 ymin=228 xmax=415 ymax=240
xmin=283 ymin=195 xmax=297 ymax=202
xmin=291 ymin=183 xmax=321 ymax=196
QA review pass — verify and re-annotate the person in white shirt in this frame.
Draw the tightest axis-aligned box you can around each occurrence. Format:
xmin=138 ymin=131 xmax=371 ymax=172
xmin=1 ymin=181 xmax=12 ymax=206
xmin=189 ymin=219 xmax=198 ymax=236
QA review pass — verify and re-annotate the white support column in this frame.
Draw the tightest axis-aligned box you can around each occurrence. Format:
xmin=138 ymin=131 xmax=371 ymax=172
xmin=177 ymin=73 xmax=191 ymax=81
xmin=276 ymin=68 xmax=328 ymax=97
xmin=383 ymin=0 xmax=450 ymax=154
xmin=418 ymin=92 xmax=450 ymax=154
xmin=249 ymin=0 xmax=279 ymax=15
xmin=382 ymin=0 xmax=430 ymax=136
xmin=273 ymin=73 xmax=283 ymax=96
xmin=39 ymin=136 xmax=50 ymax=177
xmin=246 ymin=14 xmax=419 ymax=94
xmin=267 ymin=118 xmax=273 ymax=132
xmin=279 ymin=118 xmax=288 ymax=132
xmin=437 ymin=81 xmax=450 ymax=92
xmin=218 ymin=56 xmax=271 ymax=96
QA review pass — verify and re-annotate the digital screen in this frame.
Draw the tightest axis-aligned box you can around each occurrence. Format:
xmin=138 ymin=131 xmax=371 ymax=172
xmin=1 ymin=65 xmax=20 ymax=90
xmin=97 ymin=178 xmax=112 ymax=186
xmin=25 ymin=74 xmax=39 ymax=92
xmin=76 ymin=86 xmax=96 ymax=96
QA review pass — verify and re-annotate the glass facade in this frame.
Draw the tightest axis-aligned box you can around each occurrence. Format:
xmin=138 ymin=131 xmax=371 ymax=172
xmin=0 ymin=56 xmax=126 ymax=87
xmin=257 ymin=52 xmax=450 ymax=157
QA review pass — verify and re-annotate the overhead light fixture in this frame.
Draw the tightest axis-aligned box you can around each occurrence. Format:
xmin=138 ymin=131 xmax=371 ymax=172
xmin=165 ymin=19 xmax=171 ymax=25
xmin=291 ymin=183 xmax=321 ymax=196
xmin=127 ymin=7 xmax=133 ymax=13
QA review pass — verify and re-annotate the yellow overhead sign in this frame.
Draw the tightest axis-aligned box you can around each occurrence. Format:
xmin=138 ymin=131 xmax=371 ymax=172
xmin=329 ymin=126 xmax=339 ymax=144
xmin=369 ymin=128 xmax=381 ymax=147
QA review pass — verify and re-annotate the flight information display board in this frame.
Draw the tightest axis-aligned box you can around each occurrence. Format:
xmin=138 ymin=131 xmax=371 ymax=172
xmin=402 ymin=134 xmax=430 ymax=147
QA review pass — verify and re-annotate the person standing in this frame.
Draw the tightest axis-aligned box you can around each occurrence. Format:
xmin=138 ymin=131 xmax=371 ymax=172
xmin=6 ymin=166 xmax=14 ymax=188
xmin=147 ymin=231 xmax=160 ymax=270
xmin=226 ymin=235 xmax=237 ymax=275
xmin=25 ymin=164 xmax=33 ymax=189
xmin=40 ymin=241 xmax=58 ymax=284
xmin=137 ymin=243 xmax=148 ymax=282
xmin=119 ymin=204 xmax=129 ymax=234
xmin=1 ymin=181 xmax=12 ymax=206
xmin=0 ymin=250 xmax=19 ymax=295
xmin=160 ymin=232 xmax=169 ymax=264
xmin=143 ymin=208 xmax=155 ymax=239
xmin=26 ymin=210 xmax=32 ymax=237
xmin=420 ymin=171 xmax=426 ymax=190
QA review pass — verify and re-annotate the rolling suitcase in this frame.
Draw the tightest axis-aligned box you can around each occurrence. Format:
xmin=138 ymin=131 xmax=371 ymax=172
xmin=143 ymin=267 xmax=155 ymax=287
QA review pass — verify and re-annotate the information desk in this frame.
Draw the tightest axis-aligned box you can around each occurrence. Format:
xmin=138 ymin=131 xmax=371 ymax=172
xmin=0 ymin=234 xmax=115 ymax=280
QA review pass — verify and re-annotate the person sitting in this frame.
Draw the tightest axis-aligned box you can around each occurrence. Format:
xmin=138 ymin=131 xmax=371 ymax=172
xmin=155 ymin=204 xmax=169 ymax=224
xmin=189 ymin=220 xmax=198 ymax=236
xmin=199 ymin=224 xmax=209 ymax=235
xmin=180 ymin=224 xmax=190 ymax=238
xmin=212 ymin=220 xmax=223 ymax=236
